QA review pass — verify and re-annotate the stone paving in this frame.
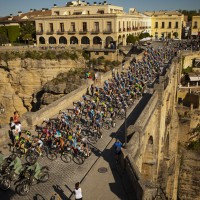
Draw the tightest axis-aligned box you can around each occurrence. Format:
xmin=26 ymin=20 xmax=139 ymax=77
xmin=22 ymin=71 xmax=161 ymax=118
xmin=0 ymin=93 xmax=151 ymax=200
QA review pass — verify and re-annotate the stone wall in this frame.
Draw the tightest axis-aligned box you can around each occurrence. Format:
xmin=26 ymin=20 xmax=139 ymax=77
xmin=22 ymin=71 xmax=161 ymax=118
xmin=120 ymin=56 xmax=182 ymax=199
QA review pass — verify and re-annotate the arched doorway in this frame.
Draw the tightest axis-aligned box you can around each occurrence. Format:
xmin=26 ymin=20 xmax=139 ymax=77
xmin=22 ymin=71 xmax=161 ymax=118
xmin=118 ymin=35 xmax=122 ymax=45
xmin=105 ymin=36 xmax=114 ymax=48
xmin=93 ymin=36 xmax=102 ymax=45
xmin=81 ymin=36 xmax=90 ymax=44
xmin=39 ymin=37 xmax=45 ymax=44
xmin=70 ymin=36 xmax=78 ymax=44
xmin=49 ymin=36 xmax=56 ymax=44
xmin=59 ymin=36 xmax=67 ymax=44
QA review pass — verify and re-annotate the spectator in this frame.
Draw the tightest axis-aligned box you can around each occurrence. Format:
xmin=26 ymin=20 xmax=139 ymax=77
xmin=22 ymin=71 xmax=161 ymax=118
xmin=9 ymin=117 xmax=15 ymax=144
xmin=13 ymin=111 xmax=20 ymax=124
xmin=14 ymin=121 xmax=22 ymax=137
xmin=114 ymin=139 xmax=122 ymax=163
xmin=74 ymin=182 xmax=82 ymax=200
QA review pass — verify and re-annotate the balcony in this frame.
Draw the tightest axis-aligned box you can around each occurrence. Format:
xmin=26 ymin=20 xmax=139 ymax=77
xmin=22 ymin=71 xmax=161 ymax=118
xmin=118 ymin=28 xmax=122 ymax=32
xmin=127 ymin=27 xmax=131 ymax=31
xmin=174 ymin=26 xmax=178 ymax=29
xmin=79 ymin=29 xmax=88 ymax=34
xmin=36 ymin=31 xmax=43 ymax=35
xmin=46 ymin=31 xmax=54 ymax=35
xmin=103 ymin=29 xmax=113 ymax=34
xmin=123 ymin=28 xmax=126 ymax=32
xmin=193 ymin=26 xmax=197 ymax=29
xmin=154 ymin=26 xmax=158 ymax=29
xmin=91 ymin=29 xmax=100 ymax=34
xmin=57 ymin=30 xmax=65 ymax=35
xmin=68 ymin=29 xmax=76 ymax=34
xmin=168 ymin=27 xmax=172 ymax=29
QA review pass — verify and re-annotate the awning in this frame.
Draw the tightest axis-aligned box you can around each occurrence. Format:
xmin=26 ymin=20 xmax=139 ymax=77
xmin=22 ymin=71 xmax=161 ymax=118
xmin=189 ymin=76 xmax=200 ymax=81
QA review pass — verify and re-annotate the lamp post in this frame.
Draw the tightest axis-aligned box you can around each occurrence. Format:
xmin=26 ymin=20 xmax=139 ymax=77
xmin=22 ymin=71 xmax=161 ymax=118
xmin=124 ymin=106 xmax=127 ymax=148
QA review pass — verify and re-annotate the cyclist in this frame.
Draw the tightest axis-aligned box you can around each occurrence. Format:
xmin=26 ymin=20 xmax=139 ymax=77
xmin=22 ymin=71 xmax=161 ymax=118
xmin=9 ymin=154 xmax=23 ymax=176
xmin=27 ymin=161 xmax=42 ymax=180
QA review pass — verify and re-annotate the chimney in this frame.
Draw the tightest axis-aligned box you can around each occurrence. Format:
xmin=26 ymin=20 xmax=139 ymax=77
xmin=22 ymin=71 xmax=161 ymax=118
xmin=30 ymin=9 xmax=33 ymax=12
xmin=53 ymin=4 xmax=57 ymax=7
xmin=18 ymin=11 xmax=22 ymax=16
xmin=8 ymin=14 xmax=13 ymax=20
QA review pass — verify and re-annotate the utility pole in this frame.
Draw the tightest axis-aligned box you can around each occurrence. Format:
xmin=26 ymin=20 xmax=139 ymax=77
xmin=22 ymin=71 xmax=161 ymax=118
xmin=124 ymin=106 xmax=127 ymax=148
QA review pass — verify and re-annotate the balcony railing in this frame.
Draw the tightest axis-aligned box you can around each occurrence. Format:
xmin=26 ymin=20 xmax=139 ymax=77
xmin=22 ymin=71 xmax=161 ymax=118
xmin=123 ymin=28 xmax=126 ymax=31
xmin=193 ymin=26 xmax=197 ymax=29
xmin=57 ymin=30 xmax=65 ymax=35
xmin=91 ymin=29 xmax=100 ymax=34
xmin=36 ymin=31 xmax=43 ymax=35
xmin=168 ymin=27 xmax=172 ymax=29
xmin=118 ymin=28 xmax=122 ymax=32
xmin=103 ymin=29 xmax=113 ymax=34
xmin=68 ymin=29 xmax=76 ymax=34
xmin=79 ymin=29 xmax=88 ymax=34
xmin=46 ymin=31 xmax=54 ymax=35
xmin=174 ymin=26 xmax=178 ymax=29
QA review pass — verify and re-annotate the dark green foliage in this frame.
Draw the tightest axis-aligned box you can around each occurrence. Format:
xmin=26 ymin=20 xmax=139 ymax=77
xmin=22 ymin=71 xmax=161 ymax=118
xmin=0 ymin=32 xmax=9 ymax=45
xmin=178 ymin=10 xmax=199 ymax=21
xmin=20 ymin=21 xmax=36 ymax=41
xmin=182 ymin=67 xmax=193 ymax=73
xmin=139 ymin=32 xmax=151 ymax=40
xmin=126 ymin=35 xmax=139 ymax=44
xmin=0 ymin=26 xmax=20 ymax=43
xmin=173 ymin=32 xmax=178 ymax=38
xmin=82 ymin=51 xmax=90 ymax=60
xmin=187 ymin=140 xmax=200 ymax=151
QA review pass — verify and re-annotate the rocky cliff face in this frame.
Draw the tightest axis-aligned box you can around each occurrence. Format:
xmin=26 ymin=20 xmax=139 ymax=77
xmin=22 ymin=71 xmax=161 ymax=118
xmin=0 ymin=57 xmax=84 ymax=126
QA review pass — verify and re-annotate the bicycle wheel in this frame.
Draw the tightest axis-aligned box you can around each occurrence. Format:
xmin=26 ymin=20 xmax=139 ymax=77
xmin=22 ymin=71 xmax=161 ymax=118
xmin=39 ymin=172 xmax=49 ymax=183
xmin=0 ymin=177 xmax=11 ymax=190
xmin=47 ymin=152 xmax=57 ymax=161
xmin=16 ymin=182 xmax=30 ymax=196
xmin=26 ymin=154 xmax=37 ymax=165
xmin=87 ymin=135 xmax=97 ymax=144
xmin=61 ymin=153 xmax=72 ymax=163
xmin=73 ymin=156 xmax=84 ymax=165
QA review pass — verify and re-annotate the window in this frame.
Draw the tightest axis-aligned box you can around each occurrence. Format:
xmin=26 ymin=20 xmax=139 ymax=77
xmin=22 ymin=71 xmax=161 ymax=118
xmin=49 ymin=23 xmax=53 ymax=32
xmin=54 ymin=11 xmax=60 ymax=15
xmin=162 ymin=22 xmax=165 ymax=28
xmin=94 ymin=22 xmax=99 ymax=31
xmin=155 ymin=22 xmax=158 ymax=28
xmin=104 ymin=52 xmax=108 ymax=55
xmin=39 ymin=23 xmax=43 ymax=32
xmin=95 ymin=52 xmax=99 ymax=55
xmin=83 ymin=22 xmax=87 ymax=31
xmin=107 ymin=21 xmax=112 ymax=31
xmin=71 ymin=22 xmax=75 ymax=31
xmin=175 ymin=22 xmax=178 ymax=28
xmin=168 ymin=22 xmax=171 ymax=28
xmin=60 ymin=23 xmax=64 ymax=32
xmin=194 ymin=21 xmax=198 ymax=28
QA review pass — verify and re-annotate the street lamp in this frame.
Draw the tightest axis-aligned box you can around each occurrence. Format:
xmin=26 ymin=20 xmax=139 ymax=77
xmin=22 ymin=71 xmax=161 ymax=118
xmin=124 ymin=105 xmax=128 ymax=148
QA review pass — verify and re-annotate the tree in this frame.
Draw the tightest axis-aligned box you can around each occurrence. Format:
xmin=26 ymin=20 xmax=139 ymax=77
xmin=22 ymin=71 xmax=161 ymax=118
xmin=20 ymin=21 xmax=36 ymax=43
xmin=139 ymin=32 xmax=151 ymax=40
xmin=126 ymin=35 xmax=138 ymax=44
xmin=0 ymin=33 xmax=8 ymax=45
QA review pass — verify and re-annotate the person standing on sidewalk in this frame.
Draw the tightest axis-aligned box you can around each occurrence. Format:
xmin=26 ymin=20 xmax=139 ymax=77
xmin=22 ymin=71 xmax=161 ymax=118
xmin=74 ymin=182 xmax=83 ymax=200
xmin=114 ymin=139 xmax=122 ymax=164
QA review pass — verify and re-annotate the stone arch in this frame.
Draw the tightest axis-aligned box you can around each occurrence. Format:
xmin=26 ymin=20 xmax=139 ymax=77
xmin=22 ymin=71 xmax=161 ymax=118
xmin=118 ymin=35 xmax=122 ymax=45
xmin=141 ymin=135 xmax=155 ymax=181
xmin=105 ymin=36 xmax=114 ymax=47
xmin=59 ymin=36 xmax=67 ymax=44
xmin=39 ymin=36 xmax=45 ymax=44
xmin=93 ymin=36 xmax=102 ymax=45
xmin=81 ymin=36 xmax=90 ymax=44
xmin=70 ymin=36 xmax=78 ymax=44
xmin=49 ymin=36 xmax=56 ymax=44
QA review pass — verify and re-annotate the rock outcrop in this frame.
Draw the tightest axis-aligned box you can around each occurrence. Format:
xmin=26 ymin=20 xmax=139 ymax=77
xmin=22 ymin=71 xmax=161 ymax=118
xmin=0 ymin=57 xmax=84 ymax=126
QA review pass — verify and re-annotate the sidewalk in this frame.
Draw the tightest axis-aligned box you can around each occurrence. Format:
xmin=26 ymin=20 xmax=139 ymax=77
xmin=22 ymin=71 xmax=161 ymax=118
xmin=78 ymin=138 xmax=135 ymax=200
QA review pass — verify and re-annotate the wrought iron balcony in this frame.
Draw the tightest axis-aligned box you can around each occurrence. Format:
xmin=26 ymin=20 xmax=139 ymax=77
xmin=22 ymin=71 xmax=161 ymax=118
xmin=193 ymin=26 xmax=197 ymax=29
xmin=36 ymin=31 xmax=43 ymax=35
xmin=103 ymin=29 xmax=113 ymax=34
xmin=57 ymin=30 xmax=65 ymax=35
xmin=91 ymin=29 xmax=100 ymax=34
xmin=46 ymin=31 xmax=54 ymax=35
xmin=79 ymin=29 xmax=88 ymax=34
xmin=68 ymin=29 xmax=76 ymax=34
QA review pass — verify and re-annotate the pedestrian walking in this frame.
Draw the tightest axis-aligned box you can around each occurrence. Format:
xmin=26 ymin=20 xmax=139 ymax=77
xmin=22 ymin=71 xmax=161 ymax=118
xmin=73 ymin=182 xmax=82 ymax=200
xmin=114 ymin=139 xmax=122 ymax=164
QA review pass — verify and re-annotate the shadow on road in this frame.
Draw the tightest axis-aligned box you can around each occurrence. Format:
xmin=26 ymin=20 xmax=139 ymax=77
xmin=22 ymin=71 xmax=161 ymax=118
xmin=53 ymin=184 xmax=69 ymax=200
xmin=33 ymin=194 xmax=46 ymax=200
xmin=0 ymin=188 xmax=17 ymax=200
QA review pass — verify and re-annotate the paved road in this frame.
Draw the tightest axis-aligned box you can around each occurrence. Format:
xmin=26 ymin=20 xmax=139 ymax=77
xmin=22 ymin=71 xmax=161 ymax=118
xmin=0 ymin=92 xmax=151 ymax=200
